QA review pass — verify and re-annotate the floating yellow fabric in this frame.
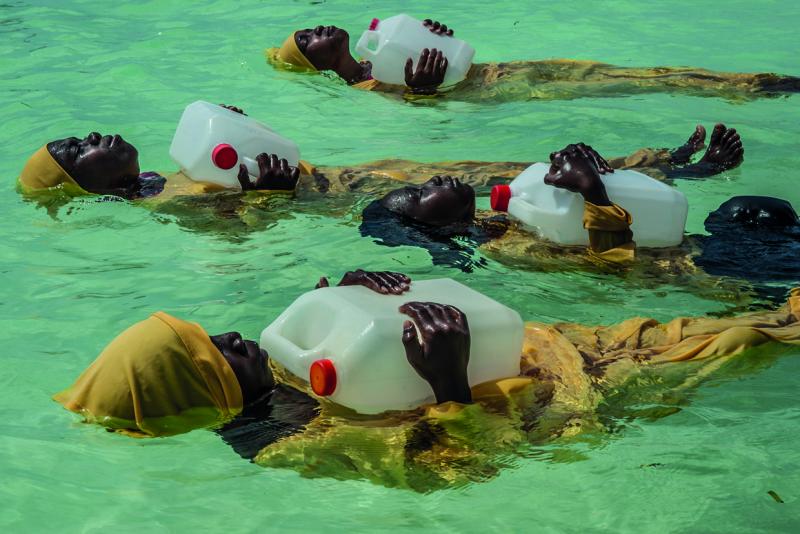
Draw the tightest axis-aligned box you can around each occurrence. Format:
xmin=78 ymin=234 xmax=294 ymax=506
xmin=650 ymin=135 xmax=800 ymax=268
xmin=266 ymin=33 xmax=317 ymax=71
xmin=54 ymin=312 xmax=243 ymax=437
xmin=18 ymin=145 xmax=87 ymax=194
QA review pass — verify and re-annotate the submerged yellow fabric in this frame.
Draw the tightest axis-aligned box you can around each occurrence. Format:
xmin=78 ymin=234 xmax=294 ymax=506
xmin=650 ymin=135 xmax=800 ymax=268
xmin=255 ymin=291 xmax=800 ymax=489
xmin=267 ymin=33 xmax=317 ymax=71
xmin=350 ymin=60 xmax=798 ymax=102
xmin=134 ymin=162 xmax=313 ymax=204
xmin=54 ymin=312 xmax=243 ymax=437
xmin=18 ymin=145 xmax=86 ymax=194
xmin=352 ymin=78 xmax=382 ymax=91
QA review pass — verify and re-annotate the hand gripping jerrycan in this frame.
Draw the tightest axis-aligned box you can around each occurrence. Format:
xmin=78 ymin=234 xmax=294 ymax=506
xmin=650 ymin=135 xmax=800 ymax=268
xmin=169 ymin=101 xmax=300 ymax=189
xmin=491 ymin=163 xmax=688 ymax=248
xmin=355 ymin=14 xmax=475 ymax=87
xmin=260 ymin=279 xmax=523 ymax=414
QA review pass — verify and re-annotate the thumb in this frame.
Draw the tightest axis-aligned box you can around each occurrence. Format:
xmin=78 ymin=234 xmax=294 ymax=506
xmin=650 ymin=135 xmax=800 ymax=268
xmin=404 ymin=58 xmax=413 ymax=83
xmin=401 ymin=320 xmax=423 ymax=361
xmin=237 ymin=164 xmax=251 ymax=190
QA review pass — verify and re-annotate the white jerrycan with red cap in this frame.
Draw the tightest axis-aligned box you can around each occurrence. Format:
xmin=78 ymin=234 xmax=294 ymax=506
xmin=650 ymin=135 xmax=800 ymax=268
xmin=355 ymin=14 xmax=475 ymax=87
xmin=260 ymin=278 xmax=523 ymax=415
xmin=490 ymin=163 xmax=688 ymax=247
xmin=169 ymin=100 xmax=300 ymax=189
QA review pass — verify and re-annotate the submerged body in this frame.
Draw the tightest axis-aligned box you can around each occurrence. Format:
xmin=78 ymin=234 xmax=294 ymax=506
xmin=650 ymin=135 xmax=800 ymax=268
xmin=269 ymin=24 xmax=800 ymax=103
xmin=356 ymin=59 xmax=800 ymax=103
xmin=53 ymin=265 xmax=800 ymax=491
xmin=248 ymin=290 xmax=800 ymax=491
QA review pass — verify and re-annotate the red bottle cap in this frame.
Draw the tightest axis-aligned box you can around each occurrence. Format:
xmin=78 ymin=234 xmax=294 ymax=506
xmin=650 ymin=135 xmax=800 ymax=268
xmin=310 ymin=359 xmax=337 ymax=396
xmin=369 ymin=18 xmax=379 ymax=30
xmin=490 ymin=184 xmax=512 ymax=211
xmin=211 ymin=143 xmax=238 ymax=170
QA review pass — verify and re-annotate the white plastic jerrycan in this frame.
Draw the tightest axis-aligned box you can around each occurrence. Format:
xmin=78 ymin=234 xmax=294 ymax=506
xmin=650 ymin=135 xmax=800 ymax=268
xmin=169 ymin=101 xmax=300 ymax=189
xmin=355 ymin=14 xmax=475 ymax=87
xmin=260 ymin=278 xmax=523 ymax=415
xmin=490 ymin=163 xmax=688 ymax=248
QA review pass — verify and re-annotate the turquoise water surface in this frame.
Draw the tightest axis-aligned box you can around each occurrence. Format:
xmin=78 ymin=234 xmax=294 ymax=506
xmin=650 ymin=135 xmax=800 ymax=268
xmin=1 ymin=0 xmax=799 ymax=531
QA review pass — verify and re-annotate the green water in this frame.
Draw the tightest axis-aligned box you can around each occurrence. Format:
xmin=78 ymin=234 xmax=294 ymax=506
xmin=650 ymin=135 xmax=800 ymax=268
xmin=2 ymin=0 xmax=799 ymax=531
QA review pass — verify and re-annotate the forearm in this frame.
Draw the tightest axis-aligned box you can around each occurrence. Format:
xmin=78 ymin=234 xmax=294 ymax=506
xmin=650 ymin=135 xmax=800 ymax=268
xmin=429 ymin=376 xmax=473 ymax=404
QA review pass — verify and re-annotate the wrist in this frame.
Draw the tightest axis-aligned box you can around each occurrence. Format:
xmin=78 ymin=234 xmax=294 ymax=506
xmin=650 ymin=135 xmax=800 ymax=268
xmin=408 ymin=85 xmax=438 ymax=95
xmin=429 ymin=374 xmax=472 ymax=404
xmin=581 ymin=182 xmax=611 ymax=206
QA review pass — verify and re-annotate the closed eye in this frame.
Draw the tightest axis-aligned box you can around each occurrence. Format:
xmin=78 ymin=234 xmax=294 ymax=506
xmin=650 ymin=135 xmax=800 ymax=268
xmin=70 ymin=143 xmax=81 ymax=162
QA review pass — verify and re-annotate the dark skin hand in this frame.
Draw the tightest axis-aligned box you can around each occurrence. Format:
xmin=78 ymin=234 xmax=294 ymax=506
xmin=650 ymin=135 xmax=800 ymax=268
xmin=544 ymin=143 xmax=614 ymax=206
xmin=405 ymin=48 xmax=448 ymax=94
xmin=210 ymin=332 xmax=275 ymax=406
xmin=48 ymin=132 xmax=140 ymax=198
xmin=400 ymin=301 xmax=472 ymax=404
xmin=380 ymin=175 xmax=476 ymax=227
xmin=423 ymin=19 xmax=454 ymax=36
xmin=237 ymin=153 xmax=300 ymax=191
xmin=219 ymin=104 xmax=246 ymax=115
xmin=315 ymin=269 xmax=411 ymax=294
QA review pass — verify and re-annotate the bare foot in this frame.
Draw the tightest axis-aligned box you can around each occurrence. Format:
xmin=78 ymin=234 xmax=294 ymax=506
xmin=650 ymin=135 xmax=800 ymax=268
xmin=665 ymin=123 xmax=745 ymax=179
xmin=699 ymin=123 xmax=744 ymax=171
xmin=669 ymin=124 xmax=706 ymax=165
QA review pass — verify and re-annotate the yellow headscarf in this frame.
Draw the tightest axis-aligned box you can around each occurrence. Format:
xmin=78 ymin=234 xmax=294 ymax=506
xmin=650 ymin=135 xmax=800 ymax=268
xmin=266 ymin=32 xmax=318 ymax=71
xmin=54 ymin=312 xmax=243 ymax=437
xmin=18 ymin=145 xmax=87 ymax=195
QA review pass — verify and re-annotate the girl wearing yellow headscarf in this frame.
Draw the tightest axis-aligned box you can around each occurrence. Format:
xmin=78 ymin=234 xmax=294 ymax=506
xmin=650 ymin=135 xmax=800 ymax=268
xmin=54 ymin=273 xmax=800 ymax=492
xmin=267 ymin=21 xmax=800 ymax=102
xmin=18 ymin=134 xmax=140 ymax=198
xmin=17 ymin=121 xmax=303 ymax=201
xmin=53 ymin=270 xmax=409 ymax=437
xmin=54 ymin=312 xmax=269 ymax=437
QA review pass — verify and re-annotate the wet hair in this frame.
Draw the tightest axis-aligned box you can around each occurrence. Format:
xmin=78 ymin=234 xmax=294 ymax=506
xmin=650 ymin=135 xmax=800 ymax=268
xmin=694 ymin=196 xmax=800 ymax=292
xmin=359 ymin=200 xmax=505 ymax=273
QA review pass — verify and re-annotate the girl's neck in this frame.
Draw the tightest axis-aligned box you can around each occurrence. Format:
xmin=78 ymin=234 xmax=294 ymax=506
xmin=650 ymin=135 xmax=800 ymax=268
xmin=335 ymin=54 xmax=368 ymax=84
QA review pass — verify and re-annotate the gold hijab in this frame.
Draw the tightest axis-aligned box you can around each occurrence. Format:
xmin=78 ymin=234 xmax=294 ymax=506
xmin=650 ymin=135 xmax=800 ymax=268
xmin=54 ymin=312 xmax=243 ymax=437
xmin=18 ymin=145 xmax=87 ymax=195
xmin=266 ymin=32 xmax=317 ymax=71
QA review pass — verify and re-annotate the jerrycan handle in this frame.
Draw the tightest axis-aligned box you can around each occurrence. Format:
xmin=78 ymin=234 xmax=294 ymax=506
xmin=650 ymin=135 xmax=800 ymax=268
xmin=355 ymin=27 xmax=382 ymax=61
